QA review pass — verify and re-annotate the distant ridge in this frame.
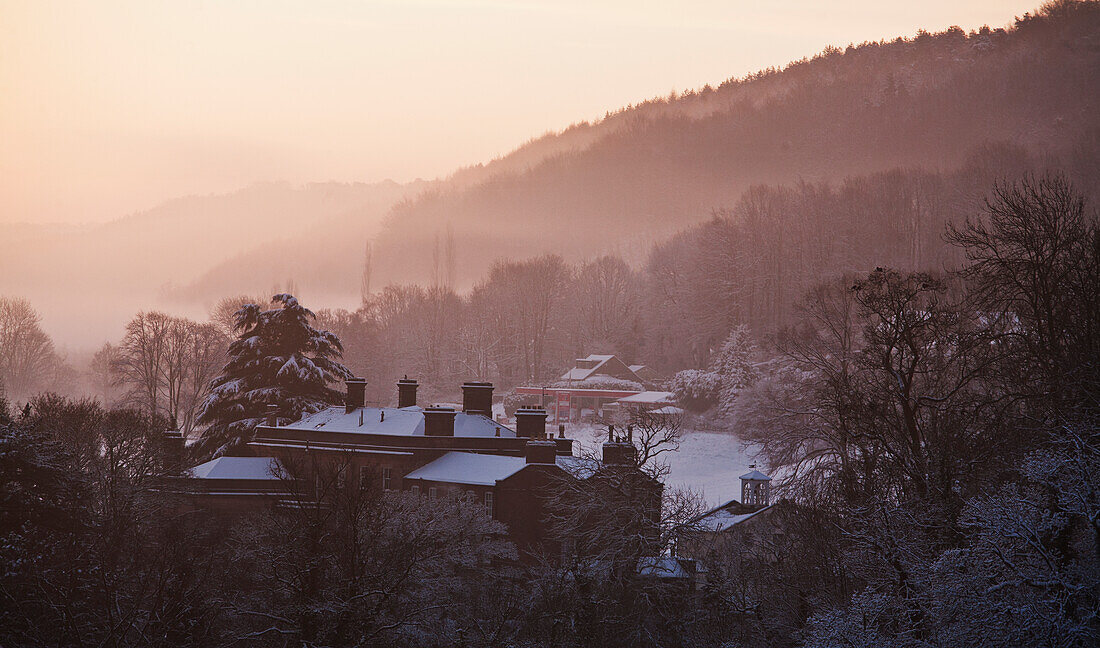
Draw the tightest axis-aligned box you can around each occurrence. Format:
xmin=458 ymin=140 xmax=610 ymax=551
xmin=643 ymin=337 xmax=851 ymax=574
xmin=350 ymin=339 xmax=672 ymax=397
xmin=367 ymin=1 xmax=1100 ymax=287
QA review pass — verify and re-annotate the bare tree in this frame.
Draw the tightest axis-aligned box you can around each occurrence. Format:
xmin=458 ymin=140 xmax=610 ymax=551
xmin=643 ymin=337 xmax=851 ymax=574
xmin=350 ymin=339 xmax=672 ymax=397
xmin=947 ymin=172 xmax=1100 ymax=410
xmin=476 ymin=255 xmax=574 ymax=381
xmin=111 ymin=313 xmax=226 ymax=435
xmin=88 ymin=342 xmax=118 ymax=406
xmin=230 ymin=451 xmax=515 ymax=646
xmin=112 ymin=311 xmax=172 ymax=415
xmin=0 ymin=297 xmax=58 ymax=400
xmin=210 ymin=294 xmax=269 ymax=338
xmin=577 ymin=256 xmax=641 ymax=355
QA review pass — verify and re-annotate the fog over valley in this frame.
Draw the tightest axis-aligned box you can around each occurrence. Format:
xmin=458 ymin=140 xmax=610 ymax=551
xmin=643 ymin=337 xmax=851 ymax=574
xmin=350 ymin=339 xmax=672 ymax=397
xmin=2 ymin=3 xmax=1098 ymax=648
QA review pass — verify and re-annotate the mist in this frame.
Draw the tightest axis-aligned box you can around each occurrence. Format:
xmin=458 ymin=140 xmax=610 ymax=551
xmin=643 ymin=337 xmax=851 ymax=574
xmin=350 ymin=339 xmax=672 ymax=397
xmin=2 ymin=3 xmax=1099 ymax=646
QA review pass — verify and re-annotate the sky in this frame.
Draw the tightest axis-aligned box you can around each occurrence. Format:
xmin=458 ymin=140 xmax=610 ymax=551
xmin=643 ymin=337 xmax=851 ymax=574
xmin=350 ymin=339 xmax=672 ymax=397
xmin=1 ymin=0 xmax=1040 ymax=225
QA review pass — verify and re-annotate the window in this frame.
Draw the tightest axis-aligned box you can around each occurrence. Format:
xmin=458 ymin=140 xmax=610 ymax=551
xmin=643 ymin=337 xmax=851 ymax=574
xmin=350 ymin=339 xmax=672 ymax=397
xmin=335 ymin=466 xmax=347 ymax=491
xmin=411 ymin=484 xmax=420 ymax=496
xmin=465 ymin=490 xmax=475 ymax=501
xmin=382 ymin=467 xmax=393 ymax=491
xmin=484 ymin=491 xmax=494 ymax=516
xmin=428 ymin=487 xmax=438 ymax=499
xmin=359 ymin=466 xmax=371 ymax=490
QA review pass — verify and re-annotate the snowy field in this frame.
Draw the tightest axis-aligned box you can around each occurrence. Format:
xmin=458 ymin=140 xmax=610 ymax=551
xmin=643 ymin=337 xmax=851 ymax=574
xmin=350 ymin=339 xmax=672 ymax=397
xmin=664 ymin=431 xmax=763 ymax=507
xmin=568 ymin=424 xmax=762 ymax=508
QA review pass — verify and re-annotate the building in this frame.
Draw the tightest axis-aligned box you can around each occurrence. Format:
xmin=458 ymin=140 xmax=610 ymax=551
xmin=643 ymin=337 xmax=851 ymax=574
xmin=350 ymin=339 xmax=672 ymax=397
xmin=691 ymin=467 xmax=774 ymax=532
xmin=173 ymin=377 xmax=661 ymax=562
xmin=514 ymin=354 xmax=661 ymax=422
xmin=614 ymin=391 xmax=684 ymax=417
xmin=679 ymin=467 xmax=779 ymax=560
xmin=559 ymin=354 xmax=648 ymax=384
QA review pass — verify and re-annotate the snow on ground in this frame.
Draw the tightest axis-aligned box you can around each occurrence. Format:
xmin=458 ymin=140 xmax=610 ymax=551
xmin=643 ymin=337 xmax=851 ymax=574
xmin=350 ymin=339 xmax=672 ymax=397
xmin=568 ymin=423 xmax=762 ymax=508
xmin=665 ymin=430 xmax=762 ymax=507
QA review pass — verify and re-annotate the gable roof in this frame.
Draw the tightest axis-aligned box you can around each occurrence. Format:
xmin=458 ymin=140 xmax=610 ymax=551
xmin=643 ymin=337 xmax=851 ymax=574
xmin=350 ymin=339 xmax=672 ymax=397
xmin=560 ymin=354 xmax=643 ymax=383
xmin=692 ymin=498 xmax=773 ymax=532
xmin=740 ymin=469 xmax=772 ymax=481
xmin=404 ymin=452 xmax=527 ymax=486
xmin=272 ymin=406 xmax=515 ymax=438
xmin=616 ymin=391 xmax=675 ymax=405
xmin=188 ymin=456 xmax=283 ymax=480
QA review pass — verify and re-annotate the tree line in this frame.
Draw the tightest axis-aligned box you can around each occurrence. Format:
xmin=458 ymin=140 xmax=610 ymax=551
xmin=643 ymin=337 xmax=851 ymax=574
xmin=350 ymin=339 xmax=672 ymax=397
xmin=726 ymin=173 xmax=1100 ymax=646
xmin=1 ymin=168 xmax=1097 ymax=646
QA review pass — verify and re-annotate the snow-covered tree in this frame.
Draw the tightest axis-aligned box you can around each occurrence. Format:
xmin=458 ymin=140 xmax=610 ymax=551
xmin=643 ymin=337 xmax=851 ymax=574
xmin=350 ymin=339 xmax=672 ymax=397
xmin=710 ymin=324 xmax=759 ymax=414
xmin=196 ymin=294 xmax=351 ymax=457
xmin=669 ymin=325 xmax=759 ymax=414
xmin=669 ymin=368 xmax=721 ymax=411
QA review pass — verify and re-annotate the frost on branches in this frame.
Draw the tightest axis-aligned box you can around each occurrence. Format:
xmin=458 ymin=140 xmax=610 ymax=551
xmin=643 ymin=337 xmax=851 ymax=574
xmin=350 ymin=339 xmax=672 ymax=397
xmin=196 ymin=294 xmax=352 ymax=457
xmin=671 ymin=325 xmax=759 ymax=414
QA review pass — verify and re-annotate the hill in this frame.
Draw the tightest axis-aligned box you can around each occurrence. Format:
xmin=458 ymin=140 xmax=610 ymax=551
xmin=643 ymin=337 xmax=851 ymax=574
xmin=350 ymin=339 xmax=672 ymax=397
xmin=367 ymin=1 xmax=1100 ymax=287
xmin=0 ymin=181 xmax=418 ymax=347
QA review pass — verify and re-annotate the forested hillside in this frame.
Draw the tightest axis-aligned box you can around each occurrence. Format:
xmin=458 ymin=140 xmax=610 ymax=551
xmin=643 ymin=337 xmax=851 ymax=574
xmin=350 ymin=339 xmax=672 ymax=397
xmin=370 ymin=2 xmax=1100 ymax=287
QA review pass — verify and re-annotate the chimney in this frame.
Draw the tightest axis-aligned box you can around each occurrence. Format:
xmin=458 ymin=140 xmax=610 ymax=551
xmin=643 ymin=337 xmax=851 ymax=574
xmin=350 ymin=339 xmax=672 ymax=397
xmin=266 ymin=403 xmax=278 ymax=427
xmin=163 ymin=425 xmax=185 ymax=473
xmin=602 ymin=440 xmax=635 ymax=465
xmin=397 ymin=376 xmax=418 ymax=408
xmin=525 ymin=437 xmax=558 ymax=464
xmin=423 ymin=406 xmax=457 ymax=437
xmin=345 ymin=378 xmax=367 ymax=413
xmin=461 ymin=381 xmax=494 ymax=417
xmin=514 ymin=406 xmax=548 ymax=438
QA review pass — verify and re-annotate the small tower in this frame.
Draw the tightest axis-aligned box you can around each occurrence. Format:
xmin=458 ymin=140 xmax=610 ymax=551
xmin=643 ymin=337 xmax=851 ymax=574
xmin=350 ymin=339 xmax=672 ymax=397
xmin=740 ymin=465 xmax=772 ymax=508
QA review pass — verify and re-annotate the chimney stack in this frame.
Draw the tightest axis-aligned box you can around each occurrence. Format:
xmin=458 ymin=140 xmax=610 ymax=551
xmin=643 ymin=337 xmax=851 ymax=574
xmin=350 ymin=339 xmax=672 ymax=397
xmin=345 ymin=378 xmax=367 ymax=413
xmin=461 ymin=381 xmax=494 ymax=417
xmin=602 ymin=440 xmax=635 ymax=465
xmin=424 ymin=406 xmax=457 ymax=436
xmin=163 ymin=424 xmax=185 ymax=473
xmin=525 ymin=437 xmax=558 ymax=464
xmin=397 ymin=376 xmax=418 ymax=408
xmin=266 ymin=403 xmax=278 ymax=427
xmin=514 ymin=406 xmax=548 ymax=438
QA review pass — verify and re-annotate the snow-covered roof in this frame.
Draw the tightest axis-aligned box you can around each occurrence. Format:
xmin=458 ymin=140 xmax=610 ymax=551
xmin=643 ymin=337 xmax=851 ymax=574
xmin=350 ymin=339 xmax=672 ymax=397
xmin=556 ymin=455 xmax=598 ymax=479
xmin=740 ymin=469 xmax=772 ymax=481
xmin=636 ymin=556 xmax=703 ymax=579
xmin=188 ymin=456 xmax=283 ymax=480
xmin=561 ymin=354 xmax=616 ymax=381
xmin=616 ymin=391 xmax=675 ymax=405
xmin=693 ymin=499 xmax=773 ymax=532
xmin=273 ymin=406 xmax=515 ymax=438
xmin=561 ymin=368 xmax=594 ymax=381
xmin=404 ymin=452 xmax=527 ymax=486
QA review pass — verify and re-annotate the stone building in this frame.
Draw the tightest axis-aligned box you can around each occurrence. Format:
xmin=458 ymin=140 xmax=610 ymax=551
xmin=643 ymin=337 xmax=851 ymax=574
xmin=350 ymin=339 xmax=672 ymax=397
xmin=172 ymin=377 xmax=661 ymax=562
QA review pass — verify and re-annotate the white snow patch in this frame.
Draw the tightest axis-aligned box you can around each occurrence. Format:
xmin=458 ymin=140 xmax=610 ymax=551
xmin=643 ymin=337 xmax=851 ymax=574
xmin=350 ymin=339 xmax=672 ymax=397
xmin=188 ymin=456 xmax=282 ymax=480
xmin=569 ymin=424 xmax=761 ymax=508
xmin=404 ymin=452 xmax=526 ymax=486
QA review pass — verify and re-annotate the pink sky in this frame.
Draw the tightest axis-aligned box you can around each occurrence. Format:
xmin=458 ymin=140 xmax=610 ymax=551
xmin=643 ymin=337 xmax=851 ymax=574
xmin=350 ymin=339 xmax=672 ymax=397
xmin=1 ymin=0 xmax=1039 ymax=224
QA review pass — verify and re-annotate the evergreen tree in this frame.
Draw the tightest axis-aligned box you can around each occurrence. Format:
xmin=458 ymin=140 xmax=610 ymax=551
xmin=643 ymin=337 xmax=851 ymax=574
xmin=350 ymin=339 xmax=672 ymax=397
xmin=196 ymin=294 xmax=352 ymax=457
xmin=710 ymin=325 xmax=759 ymax=415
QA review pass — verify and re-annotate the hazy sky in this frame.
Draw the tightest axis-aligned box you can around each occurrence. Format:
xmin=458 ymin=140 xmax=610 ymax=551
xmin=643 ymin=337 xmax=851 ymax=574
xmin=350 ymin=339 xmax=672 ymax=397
xmin=1 ymin=0 xmax=1038 ymax=225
